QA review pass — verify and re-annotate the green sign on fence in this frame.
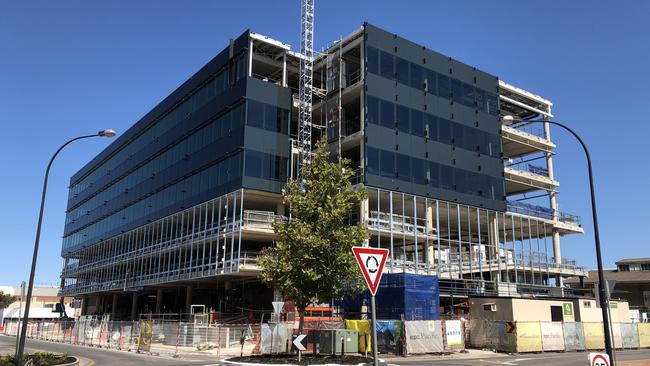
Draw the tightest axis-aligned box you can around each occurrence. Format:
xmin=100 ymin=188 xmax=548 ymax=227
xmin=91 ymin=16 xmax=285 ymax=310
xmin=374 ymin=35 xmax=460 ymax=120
xmin=563 ymin=303 xmax=574 ymax=316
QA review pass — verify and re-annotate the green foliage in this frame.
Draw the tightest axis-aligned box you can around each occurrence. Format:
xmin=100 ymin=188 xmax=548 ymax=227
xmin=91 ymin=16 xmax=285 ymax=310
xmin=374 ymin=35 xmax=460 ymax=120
xmin=0 ymin=352 xmax=69 ymax=366
xmin=258 ymin=139 xmax=369 ymax=331
xmin=0 ymin=291 xmax=16 ymax=310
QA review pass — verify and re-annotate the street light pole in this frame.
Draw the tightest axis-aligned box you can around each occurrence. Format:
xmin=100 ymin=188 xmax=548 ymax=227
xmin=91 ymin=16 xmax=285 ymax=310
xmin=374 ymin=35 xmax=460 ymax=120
xmin=502 ymin=116 xmax=614 ymax=363
xmin=15 ymin=129 xmax=116 ymax=366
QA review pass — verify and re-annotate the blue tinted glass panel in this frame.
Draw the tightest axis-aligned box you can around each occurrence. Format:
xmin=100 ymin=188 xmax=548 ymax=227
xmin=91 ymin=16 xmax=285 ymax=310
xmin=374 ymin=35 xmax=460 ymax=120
xmin=396 ymin=105 xmax=410 ymax=133
xmin=366 ymin=96 xmax=379 ymax=125
xmin=380 ymin=51 xmax=394 ymax=79
xmin=366 ymin=46 xmax=379 ymax=75
xmin=409 ymin=63 xmax=423 ymax=90
xmin=396 ymin=153 xmax=411 ymax=182
xmin=411 ymin=110 xmax=424 ymax=137
xmin=396 ymin=57 xmax=409 ymax=85
xmin=379 ymin=100 xmax=394 ymax=128
xmin=380 ymin=150 xmax=395 ymax=178
xmin=366 ymin=147 xmax=380 ymax=176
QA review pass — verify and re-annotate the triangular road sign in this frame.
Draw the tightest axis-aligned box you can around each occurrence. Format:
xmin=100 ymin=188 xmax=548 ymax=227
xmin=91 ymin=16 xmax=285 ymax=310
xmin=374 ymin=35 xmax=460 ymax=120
xmin=352 ymin=246 xmax=389 ymax=296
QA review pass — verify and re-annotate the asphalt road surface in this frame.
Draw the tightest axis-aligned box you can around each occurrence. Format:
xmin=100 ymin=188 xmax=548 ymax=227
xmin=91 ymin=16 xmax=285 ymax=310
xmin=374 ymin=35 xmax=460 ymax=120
xmin=389 ymin=350 xmax=650 ymax=366
xmin=2 ymin=335 xmax=649 ymax=365
xmin=0 ymin=335 xmax=219 ymax=365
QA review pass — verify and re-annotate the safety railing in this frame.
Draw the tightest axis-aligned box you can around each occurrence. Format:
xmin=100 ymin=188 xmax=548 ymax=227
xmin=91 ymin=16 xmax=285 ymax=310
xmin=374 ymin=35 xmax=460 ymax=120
xmin=506 ymin=162 xmax=550 ymax=177
xmin=507 ymin=200 xmax=581 ymax=226
xmin=367 ymin=211 xmax=435 ymax=238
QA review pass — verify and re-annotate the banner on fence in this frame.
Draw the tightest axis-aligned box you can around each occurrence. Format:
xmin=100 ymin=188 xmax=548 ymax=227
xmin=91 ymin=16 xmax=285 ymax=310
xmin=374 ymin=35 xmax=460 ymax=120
xmin=260 ymin=323 xmax=291 ymax=354
xmin=404 ymin=320 xmax=443 ymax=354
xmin=540 ymin=322 xmax=564 ymax=351
xmin=612 ymin=323 xmax=623 ymax=349
xmin=563 ymin=322 xmax=585 ymax=351
xmin=445 ymin=320 xmax=463 ymax=347
xmin=345 ymin=320 xmax=371 ymax=353
xmin=138 ymin=321 xmax=153 ymax=352
xmin=621 ymin=323 xmax=639 ymax=349
xmin=376 ymin=320 xmax=400 ymax=353
xmin=516 ymin=322 xmax=542 ymax=353
xmin=584 ymin=322 xmax=605 ymax=350
xmin=638 ymin=323 xmax=650 ymax=348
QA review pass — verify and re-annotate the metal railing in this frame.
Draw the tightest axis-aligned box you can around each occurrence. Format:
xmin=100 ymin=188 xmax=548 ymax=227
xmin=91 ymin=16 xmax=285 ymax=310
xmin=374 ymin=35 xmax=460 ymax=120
xmin=367 ymin=211 xmax=436 ymax=238
xmin=507 ymin=201 xmax=581 ymax=226
xmin=506 ymin=162 xmax=550 ymax=177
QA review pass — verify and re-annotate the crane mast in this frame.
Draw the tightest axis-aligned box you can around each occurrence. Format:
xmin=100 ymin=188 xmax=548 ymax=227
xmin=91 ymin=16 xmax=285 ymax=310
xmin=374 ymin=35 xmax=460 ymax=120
xmin=297 ymin=0 xmax=315 ymax=176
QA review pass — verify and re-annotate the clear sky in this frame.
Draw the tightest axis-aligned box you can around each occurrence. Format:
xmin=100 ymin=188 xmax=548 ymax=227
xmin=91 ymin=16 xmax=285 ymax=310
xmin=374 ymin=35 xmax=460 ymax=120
xmin=1 ymin=1 xmax=648 ymax=286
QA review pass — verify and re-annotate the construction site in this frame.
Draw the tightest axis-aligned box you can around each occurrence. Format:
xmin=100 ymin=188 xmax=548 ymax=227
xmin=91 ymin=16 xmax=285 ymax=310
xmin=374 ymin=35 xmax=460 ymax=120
xmin=48 ymin=0 xmax=592 ymax=330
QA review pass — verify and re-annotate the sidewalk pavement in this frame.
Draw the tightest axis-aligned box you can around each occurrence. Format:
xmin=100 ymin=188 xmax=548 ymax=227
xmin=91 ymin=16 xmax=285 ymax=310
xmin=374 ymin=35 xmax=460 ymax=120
xmin=382 ymin=349 xmax=506 ymax=361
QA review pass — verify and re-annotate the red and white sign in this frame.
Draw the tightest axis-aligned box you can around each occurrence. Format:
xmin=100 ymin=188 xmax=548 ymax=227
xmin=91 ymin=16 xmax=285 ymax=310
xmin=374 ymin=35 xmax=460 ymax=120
xmin=352 ymin=246 xmax=389 ymax=296
xmin=589 ymin=353 xmax=610 ymax=366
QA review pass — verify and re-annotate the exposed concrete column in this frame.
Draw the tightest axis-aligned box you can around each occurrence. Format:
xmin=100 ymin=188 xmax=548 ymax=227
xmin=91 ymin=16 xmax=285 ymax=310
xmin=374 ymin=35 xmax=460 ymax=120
xmin=544 ymin=119 xmax=563 ymax=287
xmin=282 ymin=52 xmax=287 ymax=87
xmin=130 ymin=293 xmax=138 ymax=321
xmin=80 ymin=296 xmax=88 ymax=316
xmin=185 ymin=286 xmax=193 ymax=315
xmin=155 ymin=288 xmax=163 ymax=314
xmin=426 ymin=204 xmax=435 ymax=267
xmin=360 ymin=198 xmax=370 ymax=246
xmin=111 ymin=294 xmax=118 ymax=319
xmin=487 ymin=213 xmax=501 ymax=282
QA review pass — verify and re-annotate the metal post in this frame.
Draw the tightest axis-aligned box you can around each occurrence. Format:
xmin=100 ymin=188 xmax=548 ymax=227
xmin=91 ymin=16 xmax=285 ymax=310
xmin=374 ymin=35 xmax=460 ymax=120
xmin=15 ymin=132 xmax=113 ymax=366
xmin=14 ymin=281 xmax=25 ymax=360
xmin=370 ymin=295 xmax=378 ymax=366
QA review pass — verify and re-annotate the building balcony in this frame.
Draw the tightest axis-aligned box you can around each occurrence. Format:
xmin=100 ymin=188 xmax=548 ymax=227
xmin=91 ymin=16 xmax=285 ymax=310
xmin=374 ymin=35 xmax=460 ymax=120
xmin=366 ymin=210 xmax=437 ymax=240
xmin=506 ymin=200 xmax=583 ymax=234
xmin=504 ymin=162 xmax=559 ymax=195
xmin=502 ymin=124 xmax=556 ymax=158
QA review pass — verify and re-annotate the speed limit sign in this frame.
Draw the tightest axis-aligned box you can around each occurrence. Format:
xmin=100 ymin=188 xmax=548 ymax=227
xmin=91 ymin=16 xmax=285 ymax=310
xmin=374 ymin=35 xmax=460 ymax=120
xmin=588 ymin=353 xmax=610 ymax=366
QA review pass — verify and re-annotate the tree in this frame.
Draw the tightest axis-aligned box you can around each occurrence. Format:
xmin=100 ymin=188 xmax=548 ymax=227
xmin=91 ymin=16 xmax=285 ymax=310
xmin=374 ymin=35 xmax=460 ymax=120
xmin=258 ymin=139 xmax=369 ymax=334
xmin=0 ymin=291 xmax=17 ymax=309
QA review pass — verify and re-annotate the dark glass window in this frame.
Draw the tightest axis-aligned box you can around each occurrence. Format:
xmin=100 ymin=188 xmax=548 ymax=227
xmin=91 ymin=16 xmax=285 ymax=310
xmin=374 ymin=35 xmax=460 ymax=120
xmin=263 ymin=104 xmax=278 ymax=132
xmin=440 ymin=165 xmax=453 ymax=190
xmin=425 ymin=70 xmax=437 ymax=95
xmin=475 ymin=88 xmax=486 ymax=112
xmin=455 ymin=169 xmax=467 ymax=193
xmin=366 ymin=96 xmax=379 ymax=125
xmin=411 ymin=110 xmax=425 ymax=137
xmin=396 ymin=105 xmax=410 ymax=133
xmin=429 ymin=162 xmax=439 ymax=187
xmin=437 ymin=74 xmax=451 ymax=99
xmin=379 ymin=100 xmax=395 ymax=128
xmin=412 ymin=158 xmax=425 ymax=185
xmin=396 ymin=154 xmax=411 ymax=182
xmin=396 ymin=57 xmax=409 ymax=85
xmin=409 ymin=64 xmax=423 ymax=90
xmin=366 ymin=46 xmax=379 ymax=75
xmin=380 ymin=51 xmax=394 ymax=79
xmin=380 ymin=150 xmax=395 ymax=178
xmin=462 ymin=83 xmax=476 ymax=108
xmin=451 ymin=79 xmax=463 ymax=105
xmin=486 ymin=93 xmax=499 ymax=116
xmin=438 ymin=118 xmax=452 ymax=144
xmin=366 ymin=147 xmax=380 ymax=175
xmin=247 ymin=100 xmax=264 ymax=129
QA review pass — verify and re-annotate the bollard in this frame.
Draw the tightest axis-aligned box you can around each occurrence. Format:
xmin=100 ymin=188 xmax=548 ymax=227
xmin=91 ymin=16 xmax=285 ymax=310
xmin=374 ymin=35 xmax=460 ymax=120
xmin=341 ymin=336 xmax=345 ymax=356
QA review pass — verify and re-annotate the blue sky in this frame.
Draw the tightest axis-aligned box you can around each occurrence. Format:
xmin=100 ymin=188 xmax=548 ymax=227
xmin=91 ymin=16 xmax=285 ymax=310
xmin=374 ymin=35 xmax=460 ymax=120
xmin=1 ymin=1 xmax=648 ymax=286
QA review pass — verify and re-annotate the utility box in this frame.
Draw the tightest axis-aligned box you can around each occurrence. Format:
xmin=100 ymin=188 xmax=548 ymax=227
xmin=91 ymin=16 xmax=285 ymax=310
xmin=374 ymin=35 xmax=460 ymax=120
xmin=318 ymin=329 xmax=358 ymax=354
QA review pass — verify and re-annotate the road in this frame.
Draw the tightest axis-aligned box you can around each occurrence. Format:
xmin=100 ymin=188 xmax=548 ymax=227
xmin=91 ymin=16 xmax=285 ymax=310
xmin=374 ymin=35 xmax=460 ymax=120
xmin=2 ymin=335 xmax=649 ymax=365
xmin=389 ymin=350 xmax=650 ymax=366
xmin=0 ymin=335 xmax=219 ymax=365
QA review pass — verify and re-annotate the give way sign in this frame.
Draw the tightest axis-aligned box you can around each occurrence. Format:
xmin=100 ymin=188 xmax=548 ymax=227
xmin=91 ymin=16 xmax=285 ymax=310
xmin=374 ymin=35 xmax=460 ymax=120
xmin=352 ymin=246 xmax=389 ymax=296
xmin=588 ymin=353 xmax=610 ymax=366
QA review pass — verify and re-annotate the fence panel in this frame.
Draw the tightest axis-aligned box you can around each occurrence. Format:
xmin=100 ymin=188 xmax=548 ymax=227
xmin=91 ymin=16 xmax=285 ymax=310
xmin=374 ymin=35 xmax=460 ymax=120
xmin=612 ymin=323 xmax=623 ymax=349
xmin=516 ymin=322 xmax=543 ymax=353
xmin=443 ymin=320 xmax=465 ymax=351
xmin=540 ymin=322 xmax=564 ymax=351
xmin=621 ymin=323 xmax=639 ymax=349
xmin=638 ymin=323 xmax=650 ymax=348
xmin=376 ymin=320 xmax=400 ymax=354
xmin=259 ymin=323 xmax=291 ymax=354
xmin=404 ymin=320 xmax=443 ymax=354
xmin=584 ymin=322 xmax=605 ymax=350
xmin=563 ymin=322 xmax=585 ymax=351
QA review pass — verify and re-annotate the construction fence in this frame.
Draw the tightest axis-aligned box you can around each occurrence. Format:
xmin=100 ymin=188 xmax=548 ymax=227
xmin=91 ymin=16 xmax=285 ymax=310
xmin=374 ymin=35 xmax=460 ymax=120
xmin=469 ymin=321 xmax=650 ymax=353
xmin=3 ymin=318 xmax=467 ymax=356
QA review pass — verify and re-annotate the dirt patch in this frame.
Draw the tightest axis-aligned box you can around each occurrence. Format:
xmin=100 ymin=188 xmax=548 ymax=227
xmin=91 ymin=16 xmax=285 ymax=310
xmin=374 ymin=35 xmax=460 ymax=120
xmin=229 ymin=354 xmax=373 ymax=365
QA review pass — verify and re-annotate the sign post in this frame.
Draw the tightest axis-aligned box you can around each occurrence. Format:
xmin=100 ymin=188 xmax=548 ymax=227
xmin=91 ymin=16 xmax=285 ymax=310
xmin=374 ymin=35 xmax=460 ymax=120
xmin=352 ymin=246 xmax=389 ymax=366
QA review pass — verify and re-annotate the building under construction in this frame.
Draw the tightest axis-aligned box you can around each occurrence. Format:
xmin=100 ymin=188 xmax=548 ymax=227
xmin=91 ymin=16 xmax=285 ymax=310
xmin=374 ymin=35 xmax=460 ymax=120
xmin=59 ymin=23 xmax=586 ymax=320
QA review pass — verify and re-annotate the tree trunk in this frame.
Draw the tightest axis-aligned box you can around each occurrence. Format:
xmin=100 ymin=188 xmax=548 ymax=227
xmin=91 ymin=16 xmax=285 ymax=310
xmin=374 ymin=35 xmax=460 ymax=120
xmin=297 ymin=306 xmax=305 ymax=335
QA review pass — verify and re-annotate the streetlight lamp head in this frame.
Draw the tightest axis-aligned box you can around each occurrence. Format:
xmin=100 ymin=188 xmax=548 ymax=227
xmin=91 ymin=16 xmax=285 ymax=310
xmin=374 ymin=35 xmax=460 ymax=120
xmin=98 ymin=129 xmax=117 ymax=138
